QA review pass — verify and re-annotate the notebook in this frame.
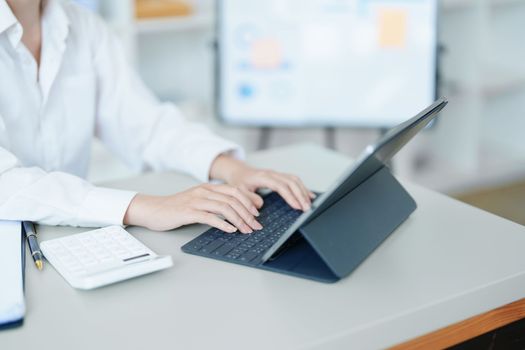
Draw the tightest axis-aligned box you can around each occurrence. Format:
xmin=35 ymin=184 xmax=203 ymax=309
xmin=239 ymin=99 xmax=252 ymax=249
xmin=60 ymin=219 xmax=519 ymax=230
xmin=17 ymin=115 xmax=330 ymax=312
xmin=0 ymin=221 xmax=25 ymax=330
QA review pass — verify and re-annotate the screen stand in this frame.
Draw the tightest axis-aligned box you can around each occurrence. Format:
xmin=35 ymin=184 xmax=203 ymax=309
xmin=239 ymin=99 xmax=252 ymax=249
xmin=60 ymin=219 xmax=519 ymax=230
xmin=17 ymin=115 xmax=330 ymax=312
xmin=262 ymin=166 xmax=416 ymax=282
xmin=257 ymin=127 xmax=272 ymax=150
xmin=324 ymin=127 xmax=336 ymax=150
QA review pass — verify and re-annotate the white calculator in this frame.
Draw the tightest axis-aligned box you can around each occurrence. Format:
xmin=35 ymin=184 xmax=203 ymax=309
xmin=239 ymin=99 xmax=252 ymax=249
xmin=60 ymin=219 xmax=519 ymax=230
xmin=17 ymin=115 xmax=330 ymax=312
xmin=41 ymin=226 xmax=173 ymax=290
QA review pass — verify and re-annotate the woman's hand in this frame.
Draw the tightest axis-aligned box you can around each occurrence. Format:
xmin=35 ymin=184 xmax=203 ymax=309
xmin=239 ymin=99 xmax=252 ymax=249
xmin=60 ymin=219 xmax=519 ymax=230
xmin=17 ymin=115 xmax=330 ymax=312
xmin=123 ymin=154 xmax=314 ymax=233
xmin=210 ymin=154 xmax=315 ymax=212
xmin=123 ymin=184 xmax=264 ymax=233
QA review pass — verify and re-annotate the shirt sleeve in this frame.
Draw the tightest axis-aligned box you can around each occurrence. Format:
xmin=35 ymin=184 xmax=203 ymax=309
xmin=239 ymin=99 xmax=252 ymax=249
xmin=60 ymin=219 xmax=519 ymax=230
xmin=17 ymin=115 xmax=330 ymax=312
xmin=91 ymin=16 xmax=244 ymax=183
xmin=0 ymin=147 xmax=137 ymax=227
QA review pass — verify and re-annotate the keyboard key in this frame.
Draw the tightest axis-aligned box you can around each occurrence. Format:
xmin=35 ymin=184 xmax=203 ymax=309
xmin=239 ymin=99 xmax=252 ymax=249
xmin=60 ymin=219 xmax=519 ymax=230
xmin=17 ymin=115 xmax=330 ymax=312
xmin=189 ymin=243 xmax=205 ymax=251
xmin=239 ymin=250 xmax=259 ymax=263
xmin=239 ymin=242 xmax=255 ymax=250
xmin=225 ymin=252 xmax=241 ymax=260
xmin=194 ymin=237 xmax=214 ymax=245
xmin=212 ymin=243 xmax=236 ymax=257
xmin=217 ymin=235 xmax=233 ymax=242
xmin=200 ymin=240 xmax=225 ymax=254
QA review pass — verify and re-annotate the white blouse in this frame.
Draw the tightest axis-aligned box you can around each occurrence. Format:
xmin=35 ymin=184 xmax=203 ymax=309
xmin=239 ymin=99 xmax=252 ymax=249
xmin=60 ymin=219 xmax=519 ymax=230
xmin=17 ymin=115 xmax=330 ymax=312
xmin=0 ymin=0 xmax=241 ymax=227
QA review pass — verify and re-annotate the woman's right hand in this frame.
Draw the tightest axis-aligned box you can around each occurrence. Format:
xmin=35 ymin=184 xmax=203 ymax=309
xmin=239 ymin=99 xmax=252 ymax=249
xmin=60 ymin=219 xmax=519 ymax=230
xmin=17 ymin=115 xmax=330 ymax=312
xmin=123 ymin=183 xmax=264 ymax=233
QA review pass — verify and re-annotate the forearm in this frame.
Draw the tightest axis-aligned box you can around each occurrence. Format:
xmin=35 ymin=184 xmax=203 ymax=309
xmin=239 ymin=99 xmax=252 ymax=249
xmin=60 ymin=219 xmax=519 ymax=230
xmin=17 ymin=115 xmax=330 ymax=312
xmin=0 ymin=168 xmax=135 ymax=227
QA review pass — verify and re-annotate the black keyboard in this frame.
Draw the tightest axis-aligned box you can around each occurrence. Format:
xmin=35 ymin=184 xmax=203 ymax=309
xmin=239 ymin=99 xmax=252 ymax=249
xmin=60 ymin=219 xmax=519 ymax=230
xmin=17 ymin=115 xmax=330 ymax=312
xmin=181 ymin=192 xmax=303 ymax=266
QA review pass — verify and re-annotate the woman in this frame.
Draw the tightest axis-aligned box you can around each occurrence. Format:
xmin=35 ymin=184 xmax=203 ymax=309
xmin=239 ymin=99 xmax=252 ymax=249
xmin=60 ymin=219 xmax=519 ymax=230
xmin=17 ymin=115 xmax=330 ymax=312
xmin=0 ymin=0 xmax=313 ymax=234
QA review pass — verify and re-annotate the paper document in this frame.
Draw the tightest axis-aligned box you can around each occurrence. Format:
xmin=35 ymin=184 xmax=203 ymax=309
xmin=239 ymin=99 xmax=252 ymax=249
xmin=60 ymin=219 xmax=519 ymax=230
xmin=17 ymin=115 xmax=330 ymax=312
xmin=0 ymin=221 xmax=25 ymax=327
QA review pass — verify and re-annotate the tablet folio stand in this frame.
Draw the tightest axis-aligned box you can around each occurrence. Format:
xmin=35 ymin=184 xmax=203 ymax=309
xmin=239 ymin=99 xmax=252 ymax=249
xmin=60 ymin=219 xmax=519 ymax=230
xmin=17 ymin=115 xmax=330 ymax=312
xmin=261 ymin=166 xmax=417 ymax=283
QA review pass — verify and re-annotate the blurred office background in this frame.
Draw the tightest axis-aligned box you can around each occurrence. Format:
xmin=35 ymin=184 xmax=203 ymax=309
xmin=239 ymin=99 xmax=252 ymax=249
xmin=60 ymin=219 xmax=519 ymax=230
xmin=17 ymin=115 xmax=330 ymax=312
xmin=76 ymin=0 xmax=525 ymax=225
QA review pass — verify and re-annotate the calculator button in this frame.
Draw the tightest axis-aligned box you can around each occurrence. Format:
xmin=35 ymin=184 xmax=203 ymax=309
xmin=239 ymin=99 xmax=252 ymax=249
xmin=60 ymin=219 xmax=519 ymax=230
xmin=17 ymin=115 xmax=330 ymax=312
xmin=50 ymin=244 xmax=67 ymax=254
xmin=99 ymin=255 xmax=114 ymax=263
xmin=79 ymin=236 xmax=97 ymax=246
xmin=67 ymin=266 xmax=84 ymax=274
xmin=43 ymin=241 xmax=61 ymax=250
xmin=95 ymin=251 xmax=112 ymax=261
xmin=82 ymin=259 xmax=98 ymax=267
xmin=66 ymin=262 xmax=85 ymax=273
xmin=113 ymin=249 xmax=131 ymax=259
xmin=59 ymin=255 xmax=80 ymax=267
xmin=62 ymin=237 xmax=79 ymax=247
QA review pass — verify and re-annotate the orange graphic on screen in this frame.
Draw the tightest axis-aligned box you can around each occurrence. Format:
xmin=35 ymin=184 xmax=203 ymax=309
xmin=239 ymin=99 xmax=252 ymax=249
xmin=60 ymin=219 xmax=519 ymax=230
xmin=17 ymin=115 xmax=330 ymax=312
xmin=251 ymin=38 xmax=283 ymax=69
xmin=378 ymin=9 xmax=407 ymax=48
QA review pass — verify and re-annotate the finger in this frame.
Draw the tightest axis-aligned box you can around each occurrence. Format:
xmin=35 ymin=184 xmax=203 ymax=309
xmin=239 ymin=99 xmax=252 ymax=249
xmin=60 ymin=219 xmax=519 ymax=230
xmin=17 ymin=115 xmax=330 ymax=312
xmin=196 ymin=186 xmax=259 ymax=232
xmin=194 ymin=198 xmax=255 ymax=234
xmin=294 ymin=177 xmax=314 ymax=204
xmin=295 ymin=177 xmax=314 ymax=204
xmin=191 ymin=211 xmax=238 ymax=233
xmin=281 ymin=174 xmax=311 ymax=207
xmin=210 ymin=185 xmax=261 ymax=216
xmin=277 ymin=174 xmax=311 ymax=211
xmin=241 ymin=188 xmax=264 ymax=209
xmin=274 ymin=174 xmax=308 ymax=210
xmin=291 ymin=176 xmax=315 ymax=204
xmin=258 ymin=177 xmax=302 ymax=211
xmin=204 ymin=191 xmax=263 ymax=231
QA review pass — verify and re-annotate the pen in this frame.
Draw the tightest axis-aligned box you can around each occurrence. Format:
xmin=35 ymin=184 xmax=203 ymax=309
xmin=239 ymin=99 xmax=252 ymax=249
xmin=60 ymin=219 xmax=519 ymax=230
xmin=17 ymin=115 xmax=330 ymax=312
xmin=23 ymin=221 xmax=44 ymax=270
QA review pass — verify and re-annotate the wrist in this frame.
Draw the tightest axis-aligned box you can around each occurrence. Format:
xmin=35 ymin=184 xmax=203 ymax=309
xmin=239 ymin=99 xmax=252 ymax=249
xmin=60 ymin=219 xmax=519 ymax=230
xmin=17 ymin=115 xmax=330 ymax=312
xmin=209 ymin=154 xmax=249 ymax=183
xmin=123 ymin=193 xmax=158 ymax=227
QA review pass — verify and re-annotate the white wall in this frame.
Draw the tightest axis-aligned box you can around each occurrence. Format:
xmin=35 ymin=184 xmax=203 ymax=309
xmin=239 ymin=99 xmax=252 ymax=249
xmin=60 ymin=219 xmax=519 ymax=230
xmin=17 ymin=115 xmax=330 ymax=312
xmin=89 ymin=0 xmax=525 ymax=195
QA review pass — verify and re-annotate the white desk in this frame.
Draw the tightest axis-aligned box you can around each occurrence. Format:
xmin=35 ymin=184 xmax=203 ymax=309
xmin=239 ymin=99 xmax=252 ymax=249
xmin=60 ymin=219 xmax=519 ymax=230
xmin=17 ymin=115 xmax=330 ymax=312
xmin=2 ymin=143 xmax=525 ymax=350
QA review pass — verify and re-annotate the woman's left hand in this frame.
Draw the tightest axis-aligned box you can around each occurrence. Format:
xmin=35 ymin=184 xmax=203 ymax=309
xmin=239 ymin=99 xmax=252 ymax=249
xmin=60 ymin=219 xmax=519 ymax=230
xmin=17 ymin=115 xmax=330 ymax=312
xmin=210 ymin=155 xmax=315 ymax=212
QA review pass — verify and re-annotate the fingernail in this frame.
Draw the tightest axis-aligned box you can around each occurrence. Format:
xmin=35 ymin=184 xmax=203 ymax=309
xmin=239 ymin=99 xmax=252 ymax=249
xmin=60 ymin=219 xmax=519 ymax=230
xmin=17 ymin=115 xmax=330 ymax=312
xmin=252 ymin=207 xmax=260 ymax=217
xmin=227 ymin=226 xmax=237 ymax=233
xmin=254 ymin=221 xmax=263 ymax=230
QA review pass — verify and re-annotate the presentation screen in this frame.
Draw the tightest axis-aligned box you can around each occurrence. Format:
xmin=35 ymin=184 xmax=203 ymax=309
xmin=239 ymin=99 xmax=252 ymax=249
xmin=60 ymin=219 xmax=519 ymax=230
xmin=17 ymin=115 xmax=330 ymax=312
xmin=217 ymin=0 xmax=438 ymax=127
